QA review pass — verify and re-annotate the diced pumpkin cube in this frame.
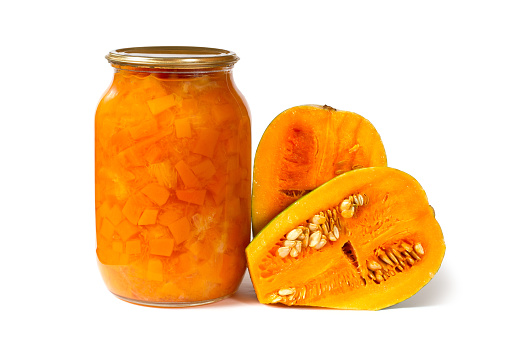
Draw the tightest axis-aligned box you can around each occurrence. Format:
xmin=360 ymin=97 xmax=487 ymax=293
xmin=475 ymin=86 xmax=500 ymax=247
xmin=97 ymin=200 xmax=112 ymax=219
xmin=110 ymin=128 xmax=133 ymax=153
xmin=97 ymin=247 xmax=120 ymax=265
xmin=167 ymin=217 xmax=191 ymax=245
xmin=191 ymin=159 xmax=216 ymax=181
xmin=175 ymin=118 xmax=192 ymax=138
xmin=207 ymin=176 xmax=227 ymax=205
xmin=106 ymin=204 xmax=124 ymax=225
xmin=149 ymin=238 xmax=174 ymax=257
xmin=192 ymin=129 xmax=220 ymax=158
xmin=122 ymin=192 xmax=152 ymax=225
xmin=175 ymin=160 xmax=200 ymax=188
xmin=176 ymin=189 xmax=206 ymax=205
xmin=147 ymin=93 xmax=183 ymax=115
xmin=138 ymin=208 xmax=159 ymax=225
xmin=112 ymin=240 xmax=124 ymax=253
xmin=117 ymin=132 xmax=169 ymax=168
xmin=126 ymin=239 xmax=142 ymax=255
xmin=122 ymin=196 xmax=145 ymax=224
xmin=100 ymin=218 xmax=115 ymax=239
xmin=116 ymin=220 xmax=140 ymax=241
xmin=158 ymin=208 xmax=183 ymax=227
xmin=128 ymin=118 xmax=159 ymax=140
xmin=141 ymin=183 xmax=170 ymax=206
xmin=147 ymin=258 xmax=164 ymax=281
xmin=211 ymin=104 xmax=237 ymax=125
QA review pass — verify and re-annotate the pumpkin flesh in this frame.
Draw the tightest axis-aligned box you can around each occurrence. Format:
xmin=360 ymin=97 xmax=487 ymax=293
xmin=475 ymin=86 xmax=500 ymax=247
xmin=247 ymin=167 xmax=445 ymax=310
xmin=252 ymin=105 xmax=387 ymax=236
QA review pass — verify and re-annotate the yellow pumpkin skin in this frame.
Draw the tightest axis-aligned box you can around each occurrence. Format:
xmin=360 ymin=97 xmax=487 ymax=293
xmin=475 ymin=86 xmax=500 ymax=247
xmin=252 ymin=105 xmax=387 ymax=236
xmin=246 ymin=167 xmax=445 ymax=310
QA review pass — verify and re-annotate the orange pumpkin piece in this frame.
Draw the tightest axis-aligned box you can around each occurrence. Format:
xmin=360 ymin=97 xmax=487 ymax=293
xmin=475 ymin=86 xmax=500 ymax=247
xmin=147 ymin=93 xmax=183 ymax=115
xmin=149 ymin=238 xmax=174 ymax=257
xmin=167 ymin=217 xmax=191 ymax=245
xmin=116 ymin=220 xmax=140 ymax=241
xmin=246 ymin=167 xmax=445 ymax=310
xmin=141 ymin=183 xmax=170 ymax=206
xmin=100 ymin=218 xmax=115 ymax=239
xmin=128 ymin=118 xmax=159 ymax=140
xmin=175 ymin=118 xmax=192 ymax=138
xmin=106 ymin=204 xmax=124 ymax=225
xmin=138 ymin=208 xmax=159 ymax=225
xmin=122 ymin=196 xmax=145 ymax=224
xmin=191 ymin=159 xmax=216 ymax=181
xmin=252 ymin=105 xmax=387 ymax=236
xmin=175 ymin=160 xmax=200 ymax=188
xmin=125 ymin=239 xmax=142 ymax=255
xmin=176 ymin=189 xmax=207 ymax=205
xmin=112 ymin=240 xmax=123 ymax=253
xmin=192 ymin=128 xmax=220 ymax=158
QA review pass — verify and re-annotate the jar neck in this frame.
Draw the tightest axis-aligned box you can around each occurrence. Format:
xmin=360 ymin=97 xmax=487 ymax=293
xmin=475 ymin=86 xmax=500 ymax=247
xmin=111 ymin=64 xmax=233 ymax=80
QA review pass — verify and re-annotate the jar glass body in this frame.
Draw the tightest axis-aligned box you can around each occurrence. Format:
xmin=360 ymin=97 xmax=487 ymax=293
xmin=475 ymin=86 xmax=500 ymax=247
xmin=95 ymin=62 xmax=251 ymax=306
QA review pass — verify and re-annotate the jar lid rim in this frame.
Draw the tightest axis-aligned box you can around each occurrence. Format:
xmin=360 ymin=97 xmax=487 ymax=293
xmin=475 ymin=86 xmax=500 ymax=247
xmin=106 ymin=46 xmax=239 ymax=69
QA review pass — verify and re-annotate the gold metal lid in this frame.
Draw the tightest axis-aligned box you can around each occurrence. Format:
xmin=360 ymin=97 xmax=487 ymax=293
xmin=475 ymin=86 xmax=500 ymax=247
xmin=106 ymin=46 xmax=239 ymax=69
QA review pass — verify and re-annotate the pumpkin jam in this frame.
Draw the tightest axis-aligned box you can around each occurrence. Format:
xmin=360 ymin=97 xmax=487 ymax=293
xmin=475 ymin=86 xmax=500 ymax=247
xmin=95 ymin=57 xmax=251 ymax=306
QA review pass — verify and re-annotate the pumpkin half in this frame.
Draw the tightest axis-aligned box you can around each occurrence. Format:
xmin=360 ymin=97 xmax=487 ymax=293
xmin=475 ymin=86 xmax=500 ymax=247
xmin=252 ymin=105 xmax=387 ymax=236
xmin=246 ymin=167 xmax=445 ymax=310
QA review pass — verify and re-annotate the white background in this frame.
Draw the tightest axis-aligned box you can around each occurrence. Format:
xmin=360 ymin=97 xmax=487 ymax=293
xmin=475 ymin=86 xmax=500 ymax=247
xmin=2 ymin=0 xmax=508 ymax=338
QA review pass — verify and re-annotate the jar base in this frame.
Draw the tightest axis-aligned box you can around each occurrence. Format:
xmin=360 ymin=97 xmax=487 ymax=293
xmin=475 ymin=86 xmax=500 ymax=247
xmin=112 ymin=292 xmax=235 ymax=308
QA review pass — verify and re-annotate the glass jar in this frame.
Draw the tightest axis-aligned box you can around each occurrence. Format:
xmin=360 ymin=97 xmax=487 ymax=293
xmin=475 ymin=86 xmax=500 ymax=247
xmin=95 ymin=46 xmax=251 ymax=307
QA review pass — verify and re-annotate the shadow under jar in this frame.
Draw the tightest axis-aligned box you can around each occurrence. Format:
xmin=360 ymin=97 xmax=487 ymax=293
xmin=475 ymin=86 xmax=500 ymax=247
xmin=95 ymin=47 xmax=251 ymax=307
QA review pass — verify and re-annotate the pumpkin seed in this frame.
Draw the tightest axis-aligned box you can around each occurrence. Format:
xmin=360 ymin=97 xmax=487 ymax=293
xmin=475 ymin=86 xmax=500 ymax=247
xmin=414 ymin=243 xmax=425 ymax=256
xmin=286 ymin=228 xmax=303 ymax=241
xmin=309 ymin=231 xmax=321 ymax=248
xmin=278 ymin=247 xmax=291 ymax=258
xmin=278 ymin=288 xmax=295 ymax=296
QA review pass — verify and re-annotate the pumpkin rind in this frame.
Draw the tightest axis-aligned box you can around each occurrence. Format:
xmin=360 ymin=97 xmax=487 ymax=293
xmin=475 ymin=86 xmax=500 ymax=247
xmin=252 ymin=105 xmax=387 ymax=236
xmin=246 ymin=167 xmax=445 ymax=310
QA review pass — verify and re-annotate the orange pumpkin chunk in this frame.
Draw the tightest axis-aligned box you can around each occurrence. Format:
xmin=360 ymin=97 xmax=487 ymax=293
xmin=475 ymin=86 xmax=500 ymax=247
xmin=191 ymin=159 xmax=216 ymax=181
xmin=175 ymin=118 xmax=192 ymax=138
xmin=176 ymin=189 xmax=206 ymax=205
xmin=126 ymin=239 xmax=142 ymax=255
xmin=112 ymin=240 xmax=123 ymax=253
xmin=100 ymin=218 xmax=115 ymax=239
xmin=116 ymin=220 xmax=140 ymax=241
xmin=138 ymin=208 xmax=159 ymax=225
xmin=122 ymin=196 xmax=144 ymax=225
xmin=175 ymin=160 xmax=200 ymax=188
xmin=110 ymin=128 xmax=133 ymax=153
xmin=167 ymin=217 xmax=191 ymax=245
xmin=128 ymin=118 xmax=158 ymax=140
xmin=147 ymin=93 xmax=182 ymax=115
xmin=106 ymin=204 xmax=124 ymax=225
xmin=192 ymin=129 xmax=220 ymax=158
xmin=141 ymin=183 xmax=170 ymax=206
xmin=149 ymin=238 xmax=174 ymax=257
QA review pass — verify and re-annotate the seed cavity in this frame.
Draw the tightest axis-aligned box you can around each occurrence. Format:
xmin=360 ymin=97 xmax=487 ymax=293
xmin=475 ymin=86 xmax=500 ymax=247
xmin=367 ymin=240 xmax=425 ymax=284
xmin=275 ymin=193 xmax=368 ymax=259
xmin=339 ymin=193 xmax=368 ymax=219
